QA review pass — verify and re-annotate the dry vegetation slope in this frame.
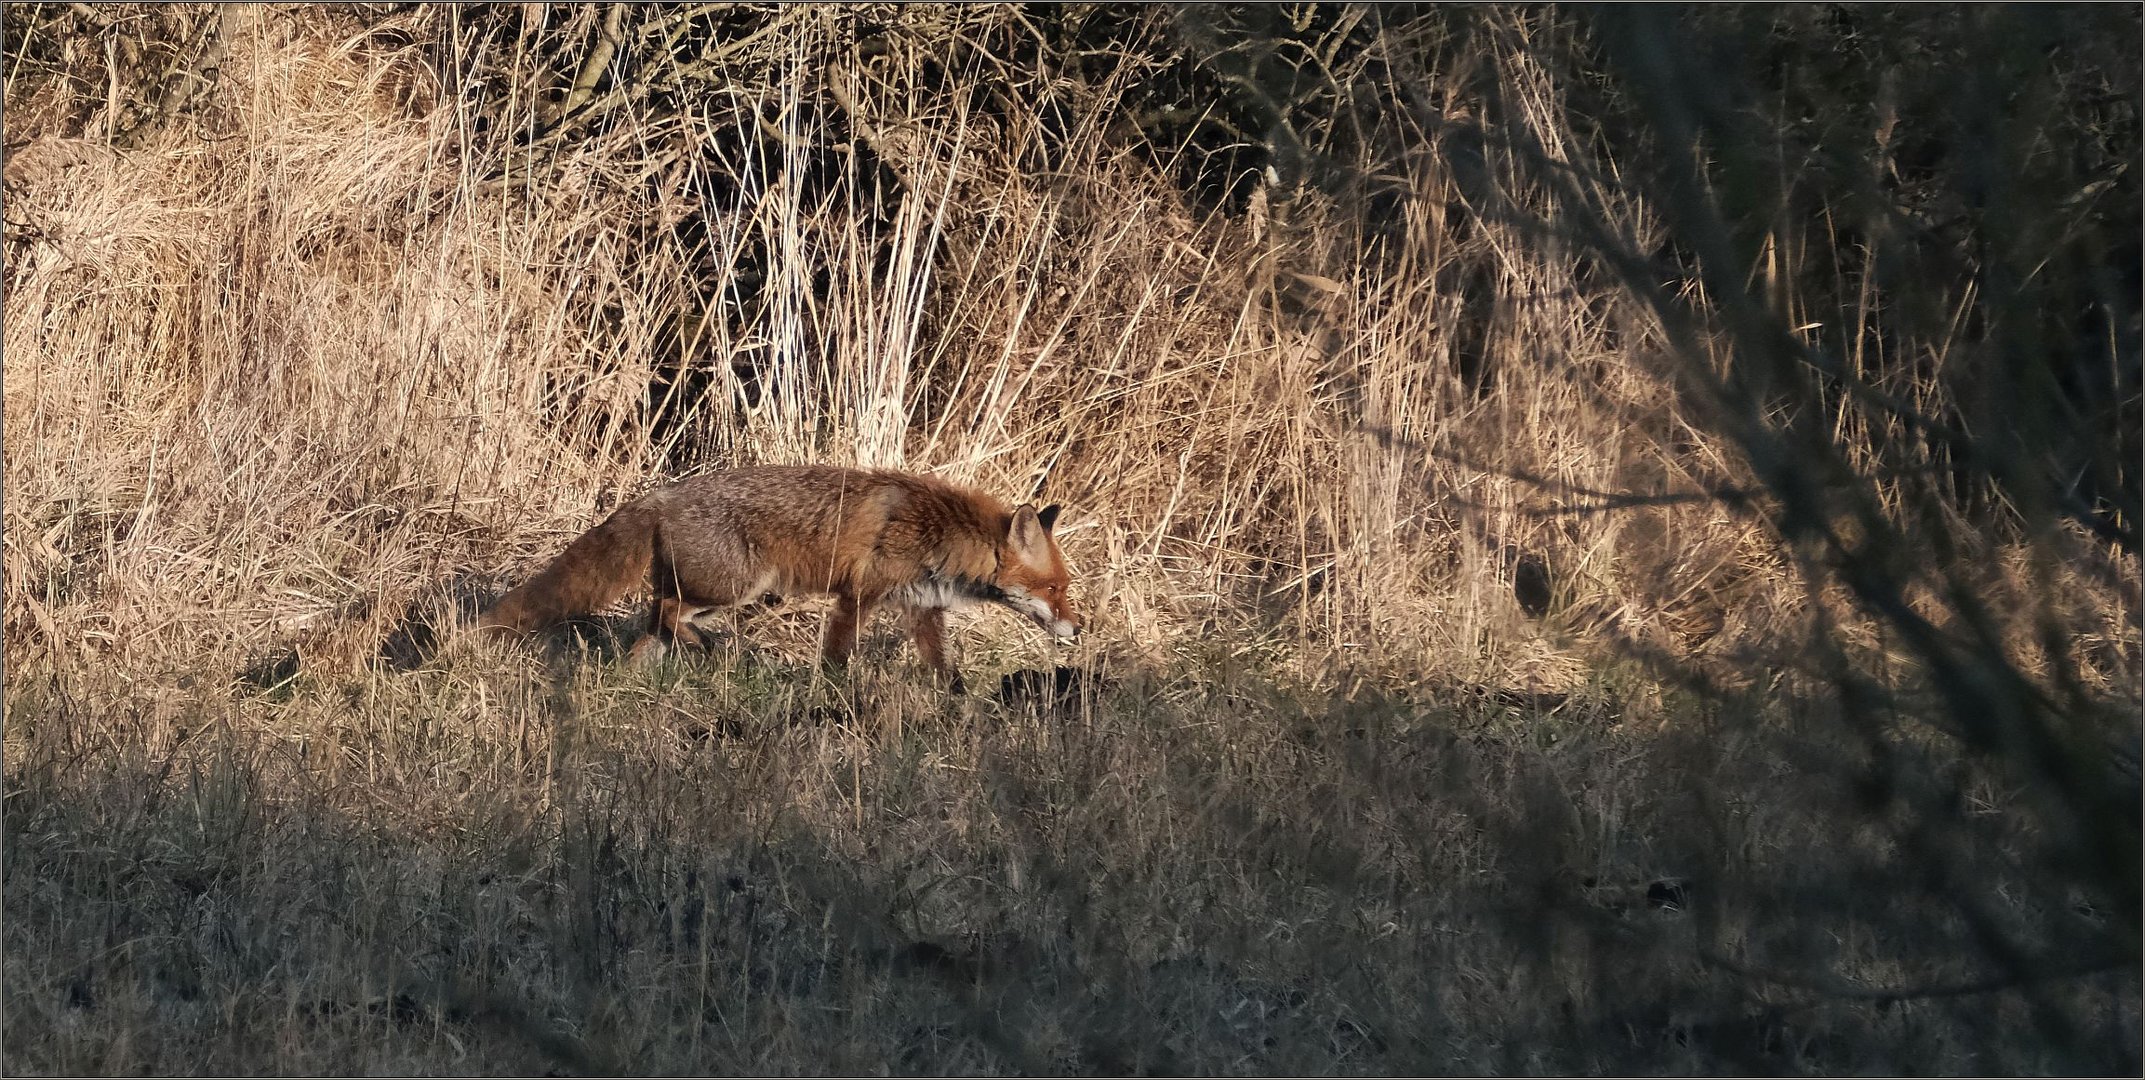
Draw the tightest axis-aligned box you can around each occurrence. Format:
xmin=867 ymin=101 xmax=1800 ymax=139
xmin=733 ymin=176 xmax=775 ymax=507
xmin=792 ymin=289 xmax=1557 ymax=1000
xmin=3 ymin=5 xmax=2138 ymax=1074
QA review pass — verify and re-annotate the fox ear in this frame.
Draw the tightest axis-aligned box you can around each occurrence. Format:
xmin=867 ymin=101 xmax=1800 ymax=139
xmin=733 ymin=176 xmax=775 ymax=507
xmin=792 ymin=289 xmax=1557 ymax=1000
xmin=1037 ymin=504 xmax=1061 ymax=533
xmin=1008 ymin=506 xmax=1046 ymax=550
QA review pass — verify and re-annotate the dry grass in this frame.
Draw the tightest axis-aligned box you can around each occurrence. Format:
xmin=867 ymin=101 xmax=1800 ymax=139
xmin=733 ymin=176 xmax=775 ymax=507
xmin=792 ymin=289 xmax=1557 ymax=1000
xmin=4 ymin=5 xmax=2136 ymax=1074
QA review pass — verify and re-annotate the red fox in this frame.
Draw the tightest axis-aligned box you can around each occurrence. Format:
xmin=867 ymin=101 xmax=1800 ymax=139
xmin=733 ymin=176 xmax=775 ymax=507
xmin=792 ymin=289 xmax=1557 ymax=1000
xmin=476 ymin=465 xmax=1079 ymax=690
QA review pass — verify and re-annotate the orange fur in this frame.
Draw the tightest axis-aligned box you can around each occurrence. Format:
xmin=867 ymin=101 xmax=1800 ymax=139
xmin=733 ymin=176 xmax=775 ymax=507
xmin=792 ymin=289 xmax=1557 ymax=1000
xmin=476 ymin=466 xmax=1078 ymax=689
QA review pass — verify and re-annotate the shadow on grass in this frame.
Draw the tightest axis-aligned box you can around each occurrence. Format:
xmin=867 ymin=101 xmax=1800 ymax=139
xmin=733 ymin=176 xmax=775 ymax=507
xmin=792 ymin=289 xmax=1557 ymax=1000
xmin=9 ymin=647 xmax=2136 ymax=1075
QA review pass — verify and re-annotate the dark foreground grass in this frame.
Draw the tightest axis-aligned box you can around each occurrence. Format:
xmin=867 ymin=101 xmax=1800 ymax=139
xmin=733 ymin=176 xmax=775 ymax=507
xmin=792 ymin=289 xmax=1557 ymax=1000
xmin=5 ymin=643 xmax=2133 ymax=1075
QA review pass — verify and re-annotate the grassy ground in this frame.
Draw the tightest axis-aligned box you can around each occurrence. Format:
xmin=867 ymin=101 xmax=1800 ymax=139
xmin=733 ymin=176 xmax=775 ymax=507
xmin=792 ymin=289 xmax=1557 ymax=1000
xmin=5 ymin=622 xmax=2134 ymax=1074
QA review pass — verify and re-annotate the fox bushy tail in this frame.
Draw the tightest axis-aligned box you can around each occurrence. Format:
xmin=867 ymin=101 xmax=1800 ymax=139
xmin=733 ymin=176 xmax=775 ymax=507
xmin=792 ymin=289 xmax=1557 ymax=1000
xmin=478 ymin=503 xmax=656 ymax=635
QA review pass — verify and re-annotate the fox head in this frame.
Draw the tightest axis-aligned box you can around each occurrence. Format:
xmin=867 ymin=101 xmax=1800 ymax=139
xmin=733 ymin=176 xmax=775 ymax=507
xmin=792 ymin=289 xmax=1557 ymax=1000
xmin=994 ymin=504 xmax=1079 ymax=642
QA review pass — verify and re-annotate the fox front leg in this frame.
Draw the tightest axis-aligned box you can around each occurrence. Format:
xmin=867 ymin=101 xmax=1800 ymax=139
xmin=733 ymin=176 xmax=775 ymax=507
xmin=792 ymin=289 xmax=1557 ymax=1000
xmin=821 ymin=591 xmax=877 ymax=668
xmin=906 ymin=606 xmax=966 ymax=695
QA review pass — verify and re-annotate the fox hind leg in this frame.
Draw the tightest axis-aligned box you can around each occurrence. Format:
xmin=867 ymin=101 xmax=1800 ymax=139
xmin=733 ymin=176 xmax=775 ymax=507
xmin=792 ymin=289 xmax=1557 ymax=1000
xmin=627 ymin=596 xmax=714 ymax=665
xmin=636 ymin=547 xmax=770 ymax=665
